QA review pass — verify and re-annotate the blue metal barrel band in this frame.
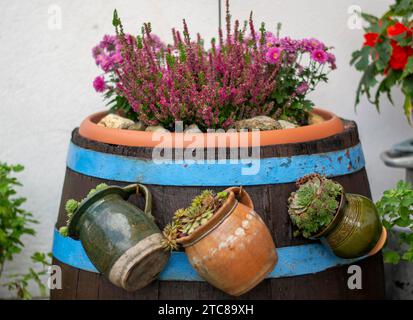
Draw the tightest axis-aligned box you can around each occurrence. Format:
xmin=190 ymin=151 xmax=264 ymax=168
xmin=66 ymin=142 xmax=365 ymax=186
xmin=52 ymin=229 xmax=364 ymax=281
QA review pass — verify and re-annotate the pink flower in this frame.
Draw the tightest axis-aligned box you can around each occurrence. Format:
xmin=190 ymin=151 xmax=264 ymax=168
xmin=327 ymin=52 xmax=337 ymax=70
xmin=310 ymin=49 xmax=328 ymax=64
xmin=266 ymin=47 xmax=283 ymax=64
xmin=93 ymin=76 xmax=106 ymax=92
xmin=296 ymin=82 xmax=309 ymax=95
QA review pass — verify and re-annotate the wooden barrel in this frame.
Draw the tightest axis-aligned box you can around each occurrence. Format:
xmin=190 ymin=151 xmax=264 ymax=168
xmin=51 ymin=112 xmax=385 ymax=300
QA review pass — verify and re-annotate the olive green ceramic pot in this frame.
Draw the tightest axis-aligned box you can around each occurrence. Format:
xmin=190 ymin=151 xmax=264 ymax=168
xmin=68 ymin=184 xmax=169 ymax=292
xmin=312 ymin=192 xmax=387 ymax=259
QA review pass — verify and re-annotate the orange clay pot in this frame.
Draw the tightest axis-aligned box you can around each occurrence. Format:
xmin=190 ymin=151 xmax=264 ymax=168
xmin=176 ymin=187 xmax=277 ymax=296
xmin=79 ymin=108 xmax=344 ymax=148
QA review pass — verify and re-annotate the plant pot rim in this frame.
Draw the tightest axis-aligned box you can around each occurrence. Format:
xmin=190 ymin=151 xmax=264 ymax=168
xmin=68 ymin=186 xmax=129 ymax=240
xmin=176 ymin=189 xmax=238 ymax=247
xmin=78 ymin=108 xmax=344 ymax=148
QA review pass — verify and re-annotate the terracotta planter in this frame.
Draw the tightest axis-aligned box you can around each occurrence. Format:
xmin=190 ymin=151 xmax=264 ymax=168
xmin=79 ymin=108 xmax=344 ymax=148
xmin=311 ymin=192 xmax=387 ymax=259
xmin=177 ymin=187 xmax=277 ymax=296
xmin=68 ymin=184 xmax=169 ymax=291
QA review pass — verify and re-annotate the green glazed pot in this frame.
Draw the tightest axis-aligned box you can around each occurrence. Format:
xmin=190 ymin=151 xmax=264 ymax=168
xmin=68 ymin=184 xmax=169 ymax=292
xmin=312 ymin=192 xmax=387 ymax=259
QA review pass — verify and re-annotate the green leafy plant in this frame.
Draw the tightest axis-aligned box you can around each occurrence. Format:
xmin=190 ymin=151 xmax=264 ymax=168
xmin=376 ymin=180 xmax=413 ymax=264
xmin=288 ymin=174 xmax=343 ymax=238
xmin=350 ymin=0 xmax=413 ymax=123
xmin=0 ymin=163 xmax=35 ymax=272
xmin=2 ymin=252 xmax=52 ymax=300
xmin=59 ymin=183 xmax=108 ymax=236
xmin=161 ymin=190 xmax=228 ymax=251
xmin=0 ymin=162 xmax=51 ymax=299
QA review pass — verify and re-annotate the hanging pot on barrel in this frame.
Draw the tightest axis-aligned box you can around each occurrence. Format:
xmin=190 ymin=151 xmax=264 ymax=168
xmin=288 ymin=174 xmax=387 ymax=259
xmin=68 ymin=183 xmax=170 ymax=291
xmin=175 ymin=187 xmax=277 ymax=296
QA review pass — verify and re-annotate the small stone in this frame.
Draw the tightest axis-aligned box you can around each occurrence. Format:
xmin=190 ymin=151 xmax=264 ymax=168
xmin=184 ymin=124 xmax=202 ymax=133
xmin=145 ymin=126 xmax=170 ymax=133
xmin=277 ymin=120 xmax=298 ymax=129
xmin=308 ymin=112 xmax=325 ymax=125
xmin=127 ymin=121 xmax=147 ymax=131
xmin=234 ymin=116 xmax=281 ymax=131
xmin=97 ymin=114 xmax=135 ymax=129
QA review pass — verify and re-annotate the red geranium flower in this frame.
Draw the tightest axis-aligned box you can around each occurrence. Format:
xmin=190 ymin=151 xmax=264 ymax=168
xmin=387 ymin=22 xmax=410 ymax=37
xmin=363 ymin=32 xmax=379 ymax=47
xmin=389 ymin=40 xmax=409 ymax=70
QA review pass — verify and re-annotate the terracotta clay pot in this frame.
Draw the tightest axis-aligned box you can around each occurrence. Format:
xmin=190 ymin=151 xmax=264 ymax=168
xmin=312 ymin=192 xmax=387 ymax=259
xmin=68 ymin=184 xmax=169 ymax=291
xmin=177 ymin=187 xmax=277 ymax=296
xmin=79 ymin=108 xmax=344 ymax=148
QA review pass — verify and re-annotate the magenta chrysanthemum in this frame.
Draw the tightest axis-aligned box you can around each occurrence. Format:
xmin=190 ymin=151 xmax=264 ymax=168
xmin=93 ymin=76 xmax=106 ymax=92
xmin=310 ymin=49 xmax=328 ymax=64
xmin=296 ymin=82 xmax=309 ymax=95
xmin=266 ymin=47 xmax=283 ymax=64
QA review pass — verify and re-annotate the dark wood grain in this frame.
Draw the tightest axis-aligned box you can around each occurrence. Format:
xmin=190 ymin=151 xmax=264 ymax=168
xmin=51 ymin=121 xmax=385 ymax=300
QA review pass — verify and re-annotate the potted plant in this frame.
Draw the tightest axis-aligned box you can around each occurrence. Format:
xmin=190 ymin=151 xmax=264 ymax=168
xmin=288 ymin=174 xmax=386 ymax=259
xmin=53 ymin=1 xmax=383 ymax=300
xmin=162 ymin=187 xmax=277 ymax=296
xmin=60 ymin=183 xmax=169 ymax=292
xmin=82 ymin=0 xmax=340 ymax=145
xmin=376 ymin=181 xmax=413 ymax=299
xmin=351 ymin=0 xmax=413 ymax=122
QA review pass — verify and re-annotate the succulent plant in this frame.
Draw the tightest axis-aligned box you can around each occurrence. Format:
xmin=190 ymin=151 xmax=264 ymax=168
xmin=288 ymin=174 xmax=343 ymax=238
xmin=161 ymin=190 xmax=229 ymax=251
xmin=161 ymin=221 xmax=180 ymax=252
xmin=59 ymin=183 xmax=108 ymax=236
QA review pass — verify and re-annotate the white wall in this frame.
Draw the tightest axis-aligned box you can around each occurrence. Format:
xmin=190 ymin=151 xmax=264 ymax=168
xmin=0 ymin=0 xmax=411 ymax=298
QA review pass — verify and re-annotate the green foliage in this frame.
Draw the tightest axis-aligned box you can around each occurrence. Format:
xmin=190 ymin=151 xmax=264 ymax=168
xmin=104 ymin=87 xmax=138 ymax=122
xmin=288 ymin=174 xmax=343 ymax=238
xmin=162 ymin=190 xmax=229 ymax=251
xmin=0 ymin=163 xmax=36 ymax=273
xmin=0 ymin=162 xmax=51 ymax=299
xmin=376 ymin=181 xmax=413 ymax=264
xmin=59 ymin=183 xmax=108 ymax=236
xmin=2 ymin=252 xmax=52 ymax=300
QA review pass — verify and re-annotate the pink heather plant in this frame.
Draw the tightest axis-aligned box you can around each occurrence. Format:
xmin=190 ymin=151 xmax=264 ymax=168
xmin=91 ymin=33 xmax=166 ymax=121
xmin=113 ymin=8 xmax=279 ymax=130
xmin=96 ymin=1 xmax=336 ymax=130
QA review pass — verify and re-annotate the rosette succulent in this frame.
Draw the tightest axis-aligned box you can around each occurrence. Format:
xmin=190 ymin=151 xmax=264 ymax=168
xmin=288 ymin=174 xmax=343 ymax=238
xmin=161 ymin=190 xmax=229 ymax=251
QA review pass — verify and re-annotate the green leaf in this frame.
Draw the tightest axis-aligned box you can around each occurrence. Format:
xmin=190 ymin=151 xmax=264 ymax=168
xmin=402 ymin=251 xmax=413 ymax=262
xmin=402 ymin=75 xmax=413 ymax=96
xmin=112 ymin=9 xmax=120 ymax=27
xmin=361 ymin=12 xmax=379 ymax=25
xmin=403 ymin=94 xmax=412 ymax=125
xmin=383 ymin=250 xmax=401 ymax=264
xmin=375 ymin=41 xmax=392 ymax=72
xmin=355 ymin=47 xmax=371 ymax=71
